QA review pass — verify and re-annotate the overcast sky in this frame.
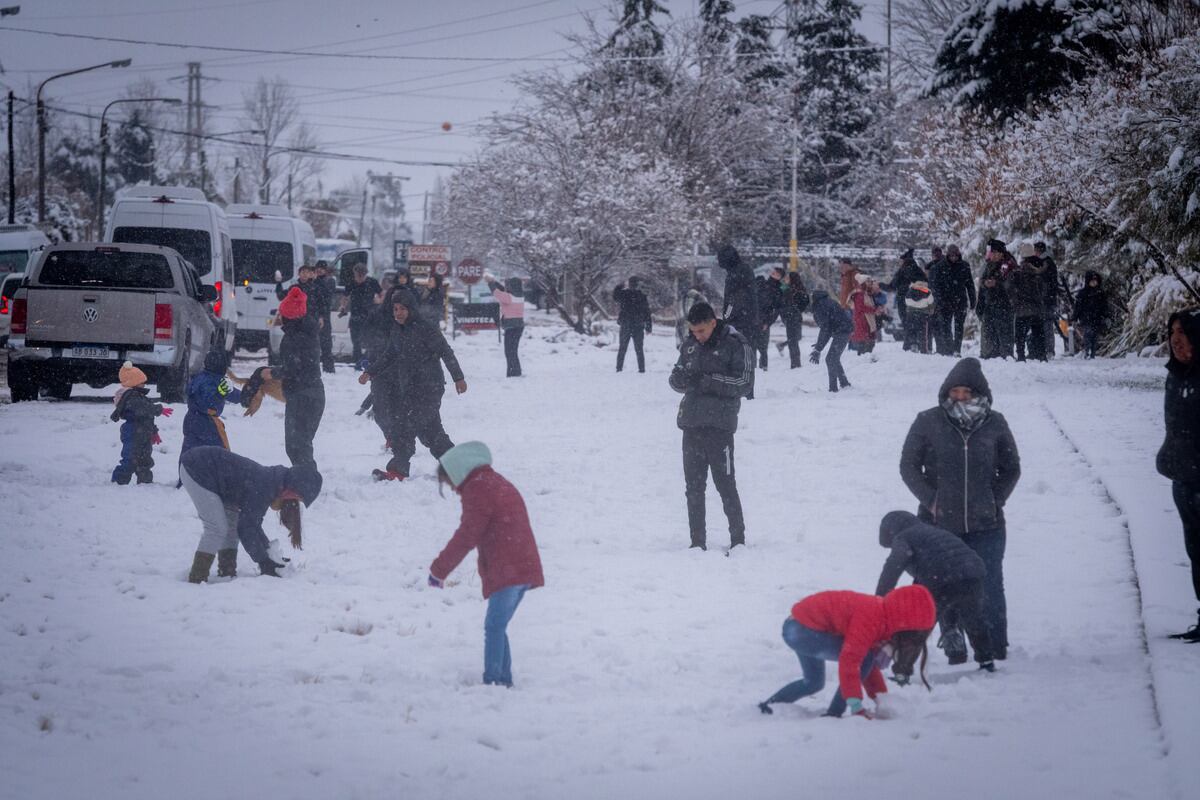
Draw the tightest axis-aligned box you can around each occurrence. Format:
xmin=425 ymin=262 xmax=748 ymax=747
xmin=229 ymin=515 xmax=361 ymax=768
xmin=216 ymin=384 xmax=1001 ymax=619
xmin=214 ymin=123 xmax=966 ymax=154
xmin=0 ymin=0 xmax=891 ymax=239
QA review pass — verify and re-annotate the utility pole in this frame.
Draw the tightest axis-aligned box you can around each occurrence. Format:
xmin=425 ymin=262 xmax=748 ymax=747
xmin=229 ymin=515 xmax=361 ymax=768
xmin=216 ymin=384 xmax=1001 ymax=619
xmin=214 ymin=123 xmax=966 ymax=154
xmin=287 ymin=172 xmax=293 ymax=211
xmin=422 ymin=191 xmax=429 ymax=244
xmin=357 ymin=177 xmax=369 ymax=246
xmin=184 ymin=64 xmax=195 ymax=173
xmin=6 ymin=91 xmax=14 ymax=224
xmin=786 ymin=0 xmax=799 ymax=272
xmin=369 ymin=194 xmax=377 ymax=253
xmin=886 ymin=0 xmax=892 ymax=99
xmin=233 ymin=157 xmax=241 ymax=204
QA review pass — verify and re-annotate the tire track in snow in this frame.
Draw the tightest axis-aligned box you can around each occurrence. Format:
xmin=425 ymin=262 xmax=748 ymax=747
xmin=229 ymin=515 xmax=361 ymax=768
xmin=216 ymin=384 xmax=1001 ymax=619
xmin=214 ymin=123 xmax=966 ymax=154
xmin=1040 ymin=402 xmax=1170 ymax=761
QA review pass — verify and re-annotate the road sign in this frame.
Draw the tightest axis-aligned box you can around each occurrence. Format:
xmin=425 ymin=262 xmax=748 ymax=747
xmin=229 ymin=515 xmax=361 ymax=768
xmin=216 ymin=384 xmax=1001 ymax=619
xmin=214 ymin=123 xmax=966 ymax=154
xmin=408 ymin=243 xmax=451 ymax=277
xmin=393 ymin=239 xmax=412 ymax=268
xmin=434 ymin=261 xmax=451 ymax=277
xmin=456 ymin=257 xmax=484 ymax=285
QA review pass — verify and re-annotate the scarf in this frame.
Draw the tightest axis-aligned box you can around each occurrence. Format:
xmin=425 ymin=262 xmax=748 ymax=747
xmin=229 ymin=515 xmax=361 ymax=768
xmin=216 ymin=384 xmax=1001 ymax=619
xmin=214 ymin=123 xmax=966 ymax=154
xmin=943 ymin=395 xmax=991 ymax=432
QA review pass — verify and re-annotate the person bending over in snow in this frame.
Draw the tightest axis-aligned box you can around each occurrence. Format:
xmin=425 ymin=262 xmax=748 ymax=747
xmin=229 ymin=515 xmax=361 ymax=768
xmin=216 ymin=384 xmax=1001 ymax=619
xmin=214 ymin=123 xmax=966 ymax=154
xmin=179 ymin=446 xmax=321 ymax=583
xmin=428 ymin=442 xmax=544 ymax=687
xmin=876 ymin=511 xmax=995 ymax=671
xmin=758 ymin=585 xmax=937 ymax=718
xmin=110 ymin=361 xmax=172 ymax=485
xmin=808 ymin=289 xmax=853 ymax=392
xmin=176 ymin=348 xmax=241 ymax=487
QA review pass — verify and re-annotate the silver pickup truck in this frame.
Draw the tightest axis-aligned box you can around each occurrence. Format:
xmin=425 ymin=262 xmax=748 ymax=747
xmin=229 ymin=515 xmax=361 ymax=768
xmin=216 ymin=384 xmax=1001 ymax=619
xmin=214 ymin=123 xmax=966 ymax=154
xmin=6 ymin=243 xmax=218 ymax=403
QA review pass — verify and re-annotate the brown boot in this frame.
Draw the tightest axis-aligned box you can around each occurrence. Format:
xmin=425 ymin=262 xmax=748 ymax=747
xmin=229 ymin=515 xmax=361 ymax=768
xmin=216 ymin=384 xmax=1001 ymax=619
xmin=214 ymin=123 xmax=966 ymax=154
xmin=217 ymin=549 xmax=238 ymax=578
xmin=188 ymin=551 xmax=215 ymax=584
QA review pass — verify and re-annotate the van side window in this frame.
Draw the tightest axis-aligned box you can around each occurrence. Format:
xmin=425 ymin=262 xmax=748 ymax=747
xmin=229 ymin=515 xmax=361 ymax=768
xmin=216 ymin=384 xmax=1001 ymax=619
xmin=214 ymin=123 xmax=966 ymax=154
xmin=303 ymin=244 xmax=316 ymax=267
xmin=221 ymin=233 xmax=235 ymax=284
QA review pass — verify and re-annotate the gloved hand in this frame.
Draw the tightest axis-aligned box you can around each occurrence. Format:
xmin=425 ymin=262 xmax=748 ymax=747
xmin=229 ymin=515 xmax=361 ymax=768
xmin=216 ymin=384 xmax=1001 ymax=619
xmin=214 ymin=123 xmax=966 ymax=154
xmin=151 ymin=432 xmax=162 ymax=445
xmin=259 ymin=558 xmax=287 ymax=577
xmin=338 ymin=310 xmax=348 ymax=318
xmin=645 ymin=322 xmax=652 ymax=334
xmin=274 ymin=270 xmax=283 ymax=283
xmin=846 ymin=697 xmax=873 ymax=719
xmin=160 ymin=407 xmax=174 ymax=417
xmin=809 ymin=350 xmax=821 ymax=365
xmin=241 ymin=367 xmax=266 ymax=406
xmin=428 ymin=573 xmax=444 ymax=588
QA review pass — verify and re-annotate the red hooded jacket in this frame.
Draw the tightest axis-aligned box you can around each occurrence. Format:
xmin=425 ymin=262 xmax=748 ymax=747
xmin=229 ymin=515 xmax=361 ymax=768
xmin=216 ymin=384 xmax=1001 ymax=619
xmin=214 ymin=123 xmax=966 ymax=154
xmin=430 ymin=465 xmax=545 ymax=599
xmin=791 ymin=586 xmax=936 ymax=702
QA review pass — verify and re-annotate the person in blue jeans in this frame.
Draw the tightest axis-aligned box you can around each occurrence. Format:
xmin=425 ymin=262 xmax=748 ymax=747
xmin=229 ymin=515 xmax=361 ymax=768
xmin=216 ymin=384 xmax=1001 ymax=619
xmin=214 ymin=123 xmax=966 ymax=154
xmin=428 ymin=442 xmax=545 ymax=686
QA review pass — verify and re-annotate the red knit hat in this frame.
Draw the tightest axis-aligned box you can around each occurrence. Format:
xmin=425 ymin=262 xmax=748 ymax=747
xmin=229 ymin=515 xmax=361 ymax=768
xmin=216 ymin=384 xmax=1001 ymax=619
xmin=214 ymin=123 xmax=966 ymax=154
xmin=278 ymin=286 xmax=307 ymax=320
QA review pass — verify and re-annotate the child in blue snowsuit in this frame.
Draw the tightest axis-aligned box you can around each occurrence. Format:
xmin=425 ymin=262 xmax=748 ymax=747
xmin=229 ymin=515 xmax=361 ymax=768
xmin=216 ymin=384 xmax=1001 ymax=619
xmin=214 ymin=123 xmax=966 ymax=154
xmin=111 ymin=361 xmax=172 ymax=485
xmin=177 ymin=350 xmax=241 ymax=486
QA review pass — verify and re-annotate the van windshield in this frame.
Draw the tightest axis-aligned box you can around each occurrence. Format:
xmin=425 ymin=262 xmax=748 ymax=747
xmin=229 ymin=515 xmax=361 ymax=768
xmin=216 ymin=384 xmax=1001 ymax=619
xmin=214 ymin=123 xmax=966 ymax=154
xmin=0 ymin=250 xmax=29 ymax=273
xmin=38 ymin=250 xmax=174 ymax=289
xmin=112 ymin=227 xmax=211 ymax=276
xmin=232 ymin=239 xmax=293 ymax=283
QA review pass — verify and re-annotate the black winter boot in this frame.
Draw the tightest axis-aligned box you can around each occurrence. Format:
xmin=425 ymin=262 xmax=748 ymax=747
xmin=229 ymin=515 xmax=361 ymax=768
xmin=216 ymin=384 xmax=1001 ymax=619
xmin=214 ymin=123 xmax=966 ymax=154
xmin=188 ymin=552 xmax=215 ymax=584
xmin=1168 ymin=610 xmax=1200 ymax=642
xmin=938 ymin=628 xmax=968 ymax=665
xmin=217 ymin=549 xmax=238 ymax=578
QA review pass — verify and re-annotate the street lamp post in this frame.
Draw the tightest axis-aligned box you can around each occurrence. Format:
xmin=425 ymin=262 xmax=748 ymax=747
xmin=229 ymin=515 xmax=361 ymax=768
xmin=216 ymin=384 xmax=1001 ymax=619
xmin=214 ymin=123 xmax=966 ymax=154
xmin=96 ymin=96 xmax=180 ymax=234
xmin=37 ymin=58 xmax=131 ymax=223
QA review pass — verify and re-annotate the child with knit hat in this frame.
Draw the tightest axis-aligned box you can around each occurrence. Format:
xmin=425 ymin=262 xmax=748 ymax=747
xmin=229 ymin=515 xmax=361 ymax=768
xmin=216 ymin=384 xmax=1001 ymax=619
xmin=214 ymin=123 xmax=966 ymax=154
xmin=111 ymin=361 xmax=173 ymax=484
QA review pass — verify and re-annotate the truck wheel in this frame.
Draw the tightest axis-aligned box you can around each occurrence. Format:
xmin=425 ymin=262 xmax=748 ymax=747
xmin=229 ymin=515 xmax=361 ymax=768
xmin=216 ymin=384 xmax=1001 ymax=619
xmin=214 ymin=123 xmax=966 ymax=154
xmin=7 ymin=360 xmax=39 ymax=402
xmin=45 ymin=376 xmax=73 ymax=401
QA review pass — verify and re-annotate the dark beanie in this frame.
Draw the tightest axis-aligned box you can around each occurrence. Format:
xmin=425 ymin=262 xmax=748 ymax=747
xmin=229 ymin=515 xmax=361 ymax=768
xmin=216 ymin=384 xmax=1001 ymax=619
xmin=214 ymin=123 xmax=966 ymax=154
xmin=287 ymin=464 xmax=323 ymax=507
xmin=879 ymin=510 xmax=920 ymax=547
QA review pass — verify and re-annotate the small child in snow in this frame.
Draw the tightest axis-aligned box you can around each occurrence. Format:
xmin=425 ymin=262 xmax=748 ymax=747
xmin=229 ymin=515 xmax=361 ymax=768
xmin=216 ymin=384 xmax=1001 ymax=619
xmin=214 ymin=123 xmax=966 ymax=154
xmin=179 ymin=349 xmax=241 ymax=461
xmin=427 ymin=442 xmax=544 ymax=687
xmin=110 ymin=361 xmax=172 ymax=485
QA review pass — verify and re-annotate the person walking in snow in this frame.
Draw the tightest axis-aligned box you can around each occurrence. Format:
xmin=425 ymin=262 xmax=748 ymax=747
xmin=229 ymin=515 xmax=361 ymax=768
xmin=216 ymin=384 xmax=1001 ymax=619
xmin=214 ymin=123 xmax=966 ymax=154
xmin=358 ymin=289 xmax=467 ymax=481
xmin=883 ymin=248 xmax=926 ymax=334
xmin=1157 ymin=310 xmax=1200 ymax=642
xmin=312 ymin=261 xmax=337 ymax=373
xmin=929 ymin=245 xmax=976 ymax=356
xmin=669 ymin=301 xmax=754 ymax=552
xmin=848 ymin=274 xmax=883 ymax=356
xmin=975 ymin=265 xmax=1014 ymax=359
xmin=344 ymin=263 xmax=382 ymax=367
xmin=179 ymin=446 xmax=321 ymax=583
xmin=900 ymin=358 xmax=1021 ymax=659
xmin=1072 ymin=271 xmax=1109 ymax=359
xmin=1034 ymin=242 xmax=1060 ymax=358
xmin=613 ymin=276 xmax=652 ymax=373
xmin=427 ymin=442 xmax=545 ymax=686
xmin=487 ymin=273 xmax=526 ymax=377
xmin=809 ymin=289 xmax=853 ymax=392
xmin=774 ymin=271 xmax=809 ymax=369
xmin=717 ymin=244 xmax=760 ymax=341
xmin=876 ymin=511 xmax=996 ymax=671
xmin=1007 ymin=246 xmax=1048 ymax=362
xmin=177 ymin=348 xmax=241 ymax=486
xmin=110 ymin=361 xmax=173 ymax=484
xmin=754 ymin=267 xmax=785 ymax=369
xmin=757 ymin=585 xmax=937 ymax=719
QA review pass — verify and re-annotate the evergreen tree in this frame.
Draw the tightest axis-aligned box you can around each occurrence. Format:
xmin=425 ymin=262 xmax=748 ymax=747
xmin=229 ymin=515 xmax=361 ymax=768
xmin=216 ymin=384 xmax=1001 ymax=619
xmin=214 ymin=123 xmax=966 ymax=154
xmin=603 ymin=0 xmax=672 ymax=87
xmin=700 ymin=0 xmax=736 ymax=49
xmin=735 ymin=14 xmax=786 ymax=91
xmin=114 ymin=108 xmax=157 ymax=186
xmin=927 ymin=0 xmax=1124 ymax=120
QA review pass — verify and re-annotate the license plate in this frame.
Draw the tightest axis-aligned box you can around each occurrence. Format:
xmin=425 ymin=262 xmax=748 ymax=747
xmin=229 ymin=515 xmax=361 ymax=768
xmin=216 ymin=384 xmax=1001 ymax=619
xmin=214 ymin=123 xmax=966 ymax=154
xmin=72 ymin=346 xmax=114 ymax=359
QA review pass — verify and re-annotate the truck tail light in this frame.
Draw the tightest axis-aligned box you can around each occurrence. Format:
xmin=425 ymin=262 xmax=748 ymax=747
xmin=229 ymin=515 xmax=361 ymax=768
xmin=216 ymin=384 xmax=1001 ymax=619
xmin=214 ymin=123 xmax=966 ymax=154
xmin=11 ymin=298 xmax=26 ymax=334
xmin=0 ymin=296 xmax=7 ymax=315
xmin=214 ymin=281 xmax=223 ymax=317
xmin=154 ymin=303 xmax=173 ymax=340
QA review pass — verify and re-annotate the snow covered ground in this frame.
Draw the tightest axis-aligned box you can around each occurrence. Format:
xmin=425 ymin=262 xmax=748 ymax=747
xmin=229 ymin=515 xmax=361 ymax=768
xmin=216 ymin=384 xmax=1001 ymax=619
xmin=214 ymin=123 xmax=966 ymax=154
xmin=1 ymin=316 xmax=1196 ymax=799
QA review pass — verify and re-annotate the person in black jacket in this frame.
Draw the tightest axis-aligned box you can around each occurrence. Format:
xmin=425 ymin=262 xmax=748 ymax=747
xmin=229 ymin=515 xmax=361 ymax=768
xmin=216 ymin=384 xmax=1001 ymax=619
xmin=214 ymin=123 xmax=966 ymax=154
xmin=613 ymin=276 xmax=652 ymax=373
xmin=110 ymin=361 xmax=172 ymax=484
xmin=755 ymin=267 xmax=785 ymax=370
xmin=669 ymin=302 xmax=754 ymax=551
xmin=900 ymin=358 xmax=1020 ymax=657
xmin=312 ymin=261 xmax=337 ymax=373
xmin=254 ymin=286 xmax=325 ymax=467
xmin=1072 ymin=271 xmax=1109 ymax=359
xmin=344 ymin=263 xmax=382 ymax=366
xmin=1158 ymin=309 xmax=1200 ymax=641
xmin=1034 ymin=242 xmax=1059 ymax=357
xmin=877 ymin=510 xmax=995 ymax=670
xmin=359 ymin=289 xmax=467 ymax=480
xmin=808 ymin=289 xmax=853 ymax=392
xmin=929 ymin=245 xmax=976 ymax=356
xmin=717 ymin=244 xmax=760 ymax=341
xmin=418 ymin=271 xmax=447 ymax=324
xmin=775 ymin=271 xmax=809 ymax=369
xmin=1007 ymin=252 xmax=1048 ymax=361
xmin=883 ymin=248 xmax=927 ymax=332
xmin=179 ymin=446 xmax=321 ymax=583
xmin=975 ymin=266 xmax=1014 ymax=359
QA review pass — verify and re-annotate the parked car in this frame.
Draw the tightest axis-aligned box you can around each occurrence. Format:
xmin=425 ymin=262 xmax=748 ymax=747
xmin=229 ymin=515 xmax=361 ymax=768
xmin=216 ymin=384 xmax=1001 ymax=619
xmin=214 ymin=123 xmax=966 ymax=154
xmin=105 ymin=185 xmax=236 ymax=356
xmin=0 ymin=223 xmax=50 ymax=278
xmin=267 ymin=247 xmax=374 ymax=364
xmin=1 ymin=272 xmax=25 ymax=346
xmin=227 ymin=204 xmax=316 ymax=352
xmin=7 ymin=243 xmax=218 ymax=403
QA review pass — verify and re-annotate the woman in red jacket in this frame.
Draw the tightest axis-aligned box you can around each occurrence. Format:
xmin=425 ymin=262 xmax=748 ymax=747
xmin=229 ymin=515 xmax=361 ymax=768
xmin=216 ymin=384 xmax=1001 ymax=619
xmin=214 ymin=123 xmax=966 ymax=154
xmin=758 ymin=585 xmax=936 ymax=718
xmin=428 ymin=441 xmax=545 ymax=687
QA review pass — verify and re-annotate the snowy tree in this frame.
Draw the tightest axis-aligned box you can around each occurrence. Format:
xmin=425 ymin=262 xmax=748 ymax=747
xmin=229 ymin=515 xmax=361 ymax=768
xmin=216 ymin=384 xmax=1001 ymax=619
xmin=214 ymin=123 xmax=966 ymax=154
xmin=927 ymin=0 xmax=1125 ymax=120
xmin=890 ymin=0 xmax=970 ymax=93
xmin=734 ymin=14 xmax=787 ymax=93
xmin=114 ymin=108 xmax=157 ymax=187
xmin=237 ymin=77 xmax=321 ymax=206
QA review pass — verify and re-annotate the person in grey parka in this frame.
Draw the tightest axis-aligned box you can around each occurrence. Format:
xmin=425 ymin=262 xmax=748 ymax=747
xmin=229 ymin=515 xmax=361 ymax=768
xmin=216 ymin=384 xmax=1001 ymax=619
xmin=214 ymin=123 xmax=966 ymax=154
xmin=900 ymin=358 xmax=1020 ymax=658
xmin=877 ymin=510 xmax=995 ymax=671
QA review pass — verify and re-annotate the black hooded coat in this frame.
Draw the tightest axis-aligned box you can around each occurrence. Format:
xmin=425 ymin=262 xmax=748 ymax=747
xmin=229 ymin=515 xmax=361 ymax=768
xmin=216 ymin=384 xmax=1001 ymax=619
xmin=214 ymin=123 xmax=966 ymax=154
xmin=875 ymin=511 xmax=988 ymax=596
xmin=717 ymin=245 xmax=760 ymax=338
xmin=1157 ymin=309 xmax=1200 ymax=486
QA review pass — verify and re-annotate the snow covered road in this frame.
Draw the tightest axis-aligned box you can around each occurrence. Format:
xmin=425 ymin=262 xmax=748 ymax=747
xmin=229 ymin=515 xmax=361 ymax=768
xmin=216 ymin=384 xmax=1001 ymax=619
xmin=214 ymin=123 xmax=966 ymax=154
xmin=0 ymin=322 xmax=1194 ymax=799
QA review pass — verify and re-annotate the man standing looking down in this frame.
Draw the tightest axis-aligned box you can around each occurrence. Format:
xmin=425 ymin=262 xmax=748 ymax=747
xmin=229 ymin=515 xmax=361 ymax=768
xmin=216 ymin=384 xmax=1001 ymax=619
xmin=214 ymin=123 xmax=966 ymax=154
xmin=669 ymin=302 xmax=754 ymax=553
xmin=613 ymin=276 xmax=652 ymax=373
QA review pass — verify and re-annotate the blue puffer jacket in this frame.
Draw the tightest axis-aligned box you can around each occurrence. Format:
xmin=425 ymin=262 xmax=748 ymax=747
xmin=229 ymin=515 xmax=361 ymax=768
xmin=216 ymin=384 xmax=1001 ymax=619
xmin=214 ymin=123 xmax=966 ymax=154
xmin=183 ymin=368 xmax=241 ymax=442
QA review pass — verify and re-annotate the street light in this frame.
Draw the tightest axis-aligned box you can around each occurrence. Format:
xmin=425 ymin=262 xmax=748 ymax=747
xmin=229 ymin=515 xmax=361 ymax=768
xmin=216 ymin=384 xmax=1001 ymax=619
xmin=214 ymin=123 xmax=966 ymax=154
xmin=96 ymin=96 xmax=181 ymax=234
xmin=37 ymin=58 xmax=132 ymax=222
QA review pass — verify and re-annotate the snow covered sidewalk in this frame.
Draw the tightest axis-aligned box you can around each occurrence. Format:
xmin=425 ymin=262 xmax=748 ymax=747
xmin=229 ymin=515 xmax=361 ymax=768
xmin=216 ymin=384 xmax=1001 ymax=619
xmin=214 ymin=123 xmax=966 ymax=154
xmin=0 ymin=326 xmax=1191 ymax=799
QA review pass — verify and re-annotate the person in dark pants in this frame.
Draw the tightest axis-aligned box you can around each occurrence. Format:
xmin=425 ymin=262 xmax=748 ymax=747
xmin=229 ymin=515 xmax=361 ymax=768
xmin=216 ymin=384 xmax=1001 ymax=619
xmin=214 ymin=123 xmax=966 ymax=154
xmin=883 ymin=248 xmax=926 ymax=337
xmin=312 ymin=261 xmax=337 ymax=373
xmin=669 ymin=302 xmax=754 ymax=552
xmin=900 ymin=358 xmax=1021 ymax=658
xmin=110 ymin=361 xmax=172 ymax=484
xmin=1157 ymin=309 xmax=1200 ymax=641
xmin=359 ymin=290 xmax=467 ymax=481
xmin=876 ymin=510 xmax=996 ymax=670
xmin=344 ymin=263 xmax=382 ymax=366
xmin=808 ymin=289 xmax=852 ymax=392
xmin=1071 ymin=271 xmax=1109 ymax=358
xmin=488 ymin=274 xmax=526 ymax=377
xmin=975 ymin=265 xmax=1014 ymax=359
xmin=755 ymin=267 xmax=785 ymax=369
xmin=1007 ymin=252 xmax=1048 ymax=361
xmin=775 ymin=271 xmax=809 ymax=368
xmin=256 ymin=286 xmax=325 ymax=467
xmin=614 ymin=276 xmax=652 ymax=373
xmin=1034 ymin=242 xmax=1059 ymax=357
xmin=717 ymin=244 xmax=760 ymax=340
xmin=929 ymin=245 xmax=976 ymax=356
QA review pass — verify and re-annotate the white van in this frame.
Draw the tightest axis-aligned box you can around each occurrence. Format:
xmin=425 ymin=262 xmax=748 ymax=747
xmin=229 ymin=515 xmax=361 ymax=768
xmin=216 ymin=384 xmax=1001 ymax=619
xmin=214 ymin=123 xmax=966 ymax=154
xmin=226 ymin=204 xmax=316 ymax=351
xmin=104 ymin=186 xmax=237 ymax=354
xmin=0 ymin=224 xmax=51 ymax=278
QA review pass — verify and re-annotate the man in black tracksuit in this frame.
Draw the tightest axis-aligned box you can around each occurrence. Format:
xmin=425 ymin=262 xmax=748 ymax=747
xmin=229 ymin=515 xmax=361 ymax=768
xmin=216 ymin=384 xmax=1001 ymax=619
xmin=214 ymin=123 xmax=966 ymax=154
xmin=359 ymin=290 xmax=467 ymax=480
xmin=345 ymin=263 xmax=382 ymax=366
xmin=312 ymin=261 xmax=337 ymax=373
xmin=929 ymin=245 xmax=976 ymax=356
xmin=900 ymin=358 xmax=1021 ymax=657
xmin=1157 ymin=309 xmax=1200 ymax=641
xmin=258 ymin=287 xmax=325 ymax=468
xmin=669 ymin=302 xmax=754 ymax=551
xmin=614 ymin=276 xmax=652 ymax=373
xmin=876 ymin=510 xmax=995 ymax=670
xmin=808 ymin=289 xmax=853 ymax=392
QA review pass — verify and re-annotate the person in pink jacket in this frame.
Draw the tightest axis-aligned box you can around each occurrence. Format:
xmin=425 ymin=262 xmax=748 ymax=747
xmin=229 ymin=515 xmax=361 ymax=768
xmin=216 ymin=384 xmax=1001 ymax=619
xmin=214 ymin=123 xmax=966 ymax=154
xmin=486 ymin=273 xmax=526 ymax=377
xmin=429 ymin=441 xmax=545 ymax=686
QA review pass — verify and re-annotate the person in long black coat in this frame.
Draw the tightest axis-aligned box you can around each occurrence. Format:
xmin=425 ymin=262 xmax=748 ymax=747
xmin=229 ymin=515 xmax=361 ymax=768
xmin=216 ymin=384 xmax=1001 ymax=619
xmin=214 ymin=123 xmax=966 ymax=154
xmin=613 ymin=276 xmax=652 ymax=373
xmin=312 ymin=261 xmax=337 ymax=373
xmin=883 ymin=248 xmax=927 ymax=331
xmin=899 ymin=358 xmax=1021 ymax=658
xmin=876 ymin=511 xmax=995 ymax=670
xmin=256 ymin=286 xmax=325 ymax=467
xmin=809 ymin=290 xmax=853 ymax=392
xmin=929 ymin=245 xmax=976 ymax=356
xmin=717 ymin=244 xmax=760 ymax=340
xmin=1072 ymin=271 xmax=1109 ymax=359
xmin=975 ymin=265 xmax=1013 ymax=359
